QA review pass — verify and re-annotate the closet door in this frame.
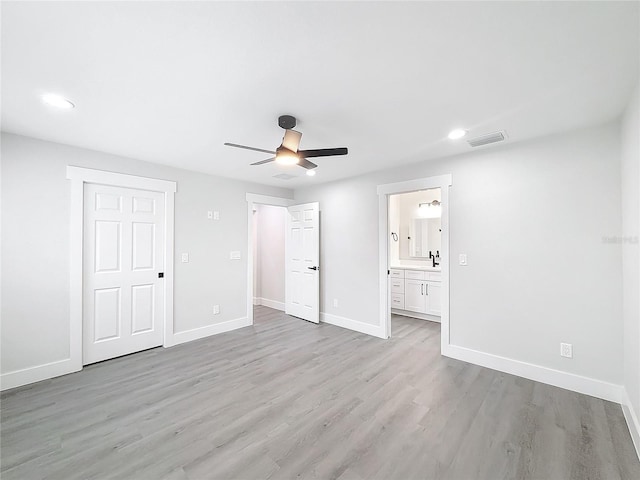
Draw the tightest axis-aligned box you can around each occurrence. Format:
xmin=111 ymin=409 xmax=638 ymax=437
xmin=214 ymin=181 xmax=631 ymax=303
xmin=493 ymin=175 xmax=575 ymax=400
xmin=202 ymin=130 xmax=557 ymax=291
xmin=83 ymin=183 xmax=165 ymax=364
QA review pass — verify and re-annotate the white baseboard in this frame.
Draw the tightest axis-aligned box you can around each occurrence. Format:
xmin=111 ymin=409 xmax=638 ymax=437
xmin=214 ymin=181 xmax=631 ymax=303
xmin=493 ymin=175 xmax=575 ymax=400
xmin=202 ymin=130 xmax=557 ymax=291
xmin=0 ymin=358 xmax=80 ymax=392
xmin=391 ymin=309 xmax=441 ymax=323
xmin=169 ymin=317 xmax=251 ymax=346
xmin=320 ymin=312 xmax=386 ymax=339
xmin=622 ymin=389 xmax=640 ymax=461
xmin=252 ymin=297 xmax=260 ymax=306
xmin=258 ymin=298 xmax=285 ymax=311
xmin=442 ymin=344 xmax=624 ymax=403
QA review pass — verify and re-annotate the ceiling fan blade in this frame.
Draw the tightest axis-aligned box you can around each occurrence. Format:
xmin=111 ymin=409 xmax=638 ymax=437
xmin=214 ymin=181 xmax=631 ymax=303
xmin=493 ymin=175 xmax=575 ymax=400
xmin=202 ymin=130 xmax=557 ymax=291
xmin=281 ymin=129 xmax=302 ymax=152
xmin=250 ymin=157 xmax=275 ymax=166
xmin=298 ymin=158 xmax=318 ymax=170
xmin=298 ymin=147 xmax=348 ymax=158
xmin=224 ymin=143 xmax=276 ymax=155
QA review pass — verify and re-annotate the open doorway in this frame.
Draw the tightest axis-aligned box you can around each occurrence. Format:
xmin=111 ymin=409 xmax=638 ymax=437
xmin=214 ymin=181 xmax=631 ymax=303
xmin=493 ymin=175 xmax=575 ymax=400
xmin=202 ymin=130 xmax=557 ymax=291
xmin=377 ymin=175 xmax=452 ymax=350
xmin=246 ymin=194 xmax=321 ymax=326
xmin=252 ymin=204 xmax=287 ymax=312
xmin=388 ymin=188 xmax=442 ymax=335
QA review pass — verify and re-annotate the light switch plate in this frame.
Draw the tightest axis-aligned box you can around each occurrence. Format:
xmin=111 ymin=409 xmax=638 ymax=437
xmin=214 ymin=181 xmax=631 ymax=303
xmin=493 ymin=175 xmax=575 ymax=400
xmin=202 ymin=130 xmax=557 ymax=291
xmin=213 ymin=305 xmax=220 ymax=315
xmin=213 ymin=211 xmax=220 ymax=220
xmin=181 ymin=253 xmax=189 ymax=263
xmin=230 ymin=251 xmax=241 ymax=260
xmin=459 ymin=254 xmax=468 ymax=266
xmin=207 ymin=211 xmax=213 ymax=219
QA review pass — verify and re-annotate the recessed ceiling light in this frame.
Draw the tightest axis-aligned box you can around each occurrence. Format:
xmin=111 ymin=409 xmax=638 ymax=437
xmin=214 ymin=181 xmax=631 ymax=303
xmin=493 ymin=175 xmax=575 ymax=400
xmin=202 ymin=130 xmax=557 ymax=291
xmin=306 ymin=169 xmax=316 ymax=177
xmin=448 ymin=128 xmax=467 ymax=140
xmin=42 ymin=93 xmax=75 ymax=109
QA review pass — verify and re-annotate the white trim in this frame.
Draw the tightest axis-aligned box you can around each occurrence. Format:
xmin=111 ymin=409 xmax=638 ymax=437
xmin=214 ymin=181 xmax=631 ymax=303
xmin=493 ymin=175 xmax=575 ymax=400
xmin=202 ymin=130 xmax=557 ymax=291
xmin=622 ymin=389 xmax=640 ymax=460
xmin=171 ymin=317 xmax=251 ymax=346
xmin=320 ymin=312 xmax=386 ymax=339
xmin=391 ymin=309 xmax=441 ymax=323
xmin=377 ymin=174 xmax=452 ymax=341
xmin=246 ymin=193 xmax=294 ymax=326
xmin=66 ymin=166 xmax=177 ymax=193
xmin=258 ymin=298 xmax=286 ymax=311
xmin=444 ymin=344 xmax=624 ymax=404
xmin=253 ymin=297 xmax=261 ymax=306
xmin=66 ymin=166 xmax=177 ymax=364
xmin=0 ymin=358 xmax=79 ymax=391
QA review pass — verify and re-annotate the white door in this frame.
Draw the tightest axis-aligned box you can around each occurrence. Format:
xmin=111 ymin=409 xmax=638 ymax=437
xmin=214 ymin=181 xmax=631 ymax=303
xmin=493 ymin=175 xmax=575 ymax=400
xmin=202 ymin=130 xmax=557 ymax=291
xmin=83 ymin=183 xmax=165 ymax=364
xmin=285 ymin=202 xmax=319 ymax=323
xmin=404 ymin=279 xmax=427 ymax=313
xmin=425 ymin=281 xmax=442 ymax=316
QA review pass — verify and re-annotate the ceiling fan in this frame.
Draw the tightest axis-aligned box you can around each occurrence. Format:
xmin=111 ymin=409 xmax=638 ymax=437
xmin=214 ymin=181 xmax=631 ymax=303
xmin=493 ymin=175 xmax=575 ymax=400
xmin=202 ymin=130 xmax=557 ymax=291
xmin=224 ymin=115 xmax=348 ymax=171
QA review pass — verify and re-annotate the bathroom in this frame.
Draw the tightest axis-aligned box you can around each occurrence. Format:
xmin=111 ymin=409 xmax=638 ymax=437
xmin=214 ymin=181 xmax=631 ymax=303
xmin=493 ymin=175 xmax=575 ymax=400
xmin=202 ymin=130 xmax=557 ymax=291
xmin=388 ymin=188 xmax=442 ymax=324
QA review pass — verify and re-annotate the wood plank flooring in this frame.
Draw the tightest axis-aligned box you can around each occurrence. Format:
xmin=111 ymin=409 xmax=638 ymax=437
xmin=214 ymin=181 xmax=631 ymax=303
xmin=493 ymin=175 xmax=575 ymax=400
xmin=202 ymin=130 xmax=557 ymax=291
xmin=2 ymin=306 xmax=639 ymax=479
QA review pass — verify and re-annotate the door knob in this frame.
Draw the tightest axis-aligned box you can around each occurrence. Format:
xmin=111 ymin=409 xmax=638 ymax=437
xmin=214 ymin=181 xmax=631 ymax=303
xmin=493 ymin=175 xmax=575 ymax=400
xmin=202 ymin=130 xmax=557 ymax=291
xmin=307 ymin=266 xmax=318 ymax=271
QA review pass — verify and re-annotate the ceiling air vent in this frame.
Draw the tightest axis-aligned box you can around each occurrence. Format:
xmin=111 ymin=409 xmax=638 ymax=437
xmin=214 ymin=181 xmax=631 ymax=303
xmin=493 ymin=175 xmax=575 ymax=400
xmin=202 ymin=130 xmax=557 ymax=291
xmin=467 ymin=131 xmax=506 ymax=148
xmin=273 ymin=173 xmax=296 ymax=180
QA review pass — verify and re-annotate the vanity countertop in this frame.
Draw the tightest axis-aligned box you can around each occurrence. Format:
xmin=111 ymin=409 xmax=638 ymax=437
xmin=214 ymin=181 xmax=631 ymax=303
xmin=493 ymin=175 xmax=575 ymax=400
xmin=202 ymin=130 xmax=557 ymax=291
xmin=390 ymin=265 xmax=441 ymax=272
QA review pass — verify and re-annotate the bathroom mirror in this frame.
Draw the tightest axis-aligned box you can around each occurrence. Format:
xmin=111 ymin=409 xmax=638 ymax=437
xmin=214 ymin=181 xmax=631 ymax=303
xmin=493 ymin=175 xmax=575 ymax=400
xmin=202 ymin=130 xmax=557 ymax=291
xmin=409 ymin=217 xmax=441 ymax=258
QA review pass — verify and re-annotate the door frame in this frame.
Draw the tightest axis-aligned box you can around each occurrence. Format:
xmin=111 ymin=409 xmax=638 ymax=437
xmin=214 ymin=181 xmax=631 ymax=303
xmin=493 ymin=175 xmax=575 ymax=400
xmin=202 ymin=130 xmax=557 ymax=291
xmin=377 ymin=174 xmax=452 ymax=350
xmin=67 ymin=166 xmax=177 ymax=372
xmin=245 ymin=193 xmax=295 ymax=325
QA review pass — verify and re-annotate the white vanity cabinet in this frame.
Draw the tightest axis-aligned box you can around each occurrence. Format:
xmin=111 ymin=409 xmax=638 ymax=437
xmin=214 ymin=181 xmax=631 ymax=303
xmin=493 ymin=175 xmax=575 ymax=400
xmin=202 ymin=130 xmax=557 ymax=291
xmin=390 ymin=268 xmax=441 ymax=319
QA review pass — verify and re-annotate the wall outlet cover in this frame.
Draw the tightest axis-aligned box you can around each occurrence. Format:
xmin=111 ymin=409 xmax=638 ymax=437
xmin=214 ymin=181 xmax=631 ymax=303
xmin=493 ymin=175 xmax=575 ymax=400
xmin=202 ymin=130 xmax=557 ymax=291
xmin=213 ymin=305 xmax=220 ymax=315
xmin=207 ymin=211 xmax=213 ymax=219
xmin=459 ymin=254 xmax=468 ymax=266
xmin=213 ymin=211 xmax=220 ymax=220
xmin=333 ymin=299 xmax=339 ymax=308
xmin=181 ymin=253 xmax=189 ymax=263
xmin=560 ymin=343 xmax=573 ymax=358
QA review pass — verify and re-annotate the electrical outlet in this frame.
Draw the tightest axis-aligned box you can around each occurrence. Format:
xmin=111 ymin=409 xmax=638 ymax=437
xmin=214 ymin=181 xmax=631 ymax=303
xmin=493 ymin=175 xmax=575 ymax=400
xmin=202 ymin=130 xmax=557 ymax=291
xmin=560 ymin=343 xmax=573 ymax=358
xmin=213 ymin=211 xmax=220 ymax=220
xmin=333 ymin=299 xmax=339 ymax=308
xmin=207 ymin=211 xmax=213 ymax=219
xmin=181 ymin=253 xmax=189 ymax=263
xmin=459 ymin=254 xmax=468 ymax=266
xmin=213 ymin=305 xmax=220 ymax=315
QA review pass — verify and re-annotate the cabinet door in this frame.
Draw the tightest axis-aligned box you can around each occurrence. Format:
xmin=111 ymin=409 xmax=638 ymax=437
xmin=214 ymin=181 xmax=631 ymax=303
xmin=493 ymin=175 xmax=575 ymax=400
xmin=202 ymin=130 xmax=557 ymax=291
xmin=404 ymin=279 xmax=427 ymax=313
xmin=425 ymin=281 xmax=442 ymax=316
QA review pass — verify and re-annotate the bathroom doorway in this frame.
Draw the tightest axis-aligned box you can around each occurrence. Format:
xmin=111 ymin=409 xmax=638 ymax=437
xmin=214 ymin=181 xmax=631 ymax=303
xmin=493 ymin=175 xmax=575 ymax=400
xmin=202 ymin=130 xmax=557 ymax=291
xmin=388 ymin=188 xmax=443 ymax=330
xmin=377 ymin=175 xmax=452 ymax=350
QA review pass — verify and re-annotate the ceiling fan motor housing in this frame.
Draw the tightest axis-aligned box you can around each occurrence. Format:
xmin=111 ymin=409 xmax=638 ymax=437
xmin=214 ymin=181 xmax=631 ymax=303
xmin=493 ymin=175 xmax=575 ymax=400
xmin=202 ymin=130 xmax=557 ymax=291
xmin=278 ymin=115 xmax=296 ymax=130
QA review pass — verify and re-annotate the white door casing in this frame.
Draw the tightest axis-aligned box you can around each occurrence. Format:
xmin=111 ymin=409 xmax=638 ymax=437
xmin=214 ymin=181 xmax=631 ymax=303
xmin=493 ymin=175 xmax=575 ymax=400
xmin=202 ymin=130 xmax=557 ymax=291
xmin=285 ymin=202 xmax=320 ymax=323
xmin=83 ymin=183 xmax=165 ymax=364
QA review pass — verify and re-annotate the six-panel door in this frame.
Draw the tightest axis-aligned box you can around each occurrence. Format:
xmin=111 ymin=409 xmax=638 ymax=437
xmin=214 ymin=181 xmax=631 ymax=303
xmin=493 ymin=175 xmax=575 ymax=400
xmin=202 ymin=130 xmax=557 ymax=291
xmin=83 ymin=184 xmax=165 ymax=364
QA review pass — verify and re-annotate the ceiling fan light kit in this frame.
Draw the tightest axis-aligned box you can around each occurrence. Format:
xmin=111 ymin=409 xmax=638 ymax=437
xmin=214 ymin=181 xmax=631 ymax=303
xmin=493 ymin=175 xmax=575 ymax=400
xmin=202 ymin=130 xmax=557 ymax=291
xmin=275 ymin=147 xmax=300 ymax=166
xmin=224 ymin=115 xmax=348 ymax=173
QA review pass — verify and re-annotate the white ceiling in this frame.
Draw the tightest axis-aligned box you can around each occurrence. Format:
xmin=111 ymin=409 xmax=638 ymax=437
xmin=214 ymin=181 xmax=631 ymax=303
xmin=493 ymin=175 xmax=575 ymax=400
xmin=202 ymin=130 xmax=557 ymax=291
xmin=2 ymin=1 xmax=638 ymax=187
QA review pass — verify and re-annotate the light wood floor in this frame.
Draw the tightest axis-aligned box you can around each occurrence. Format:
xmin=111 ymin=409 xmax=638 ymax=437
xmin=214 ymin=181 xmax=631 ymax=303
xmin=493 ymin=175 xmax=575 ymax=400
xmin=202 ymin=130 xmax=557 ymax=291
xmin=2 ymin=306 xmax=639 ymax=479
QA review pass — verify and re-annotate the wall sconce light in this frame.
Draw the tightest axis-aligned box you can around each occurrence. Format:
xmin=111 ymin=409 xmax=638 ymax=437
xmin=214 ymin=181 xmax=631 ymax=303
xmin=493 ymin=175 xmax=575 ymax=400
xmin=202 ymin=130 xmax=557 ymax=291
xmin=418 ymin=200 xmax=441 ymax=218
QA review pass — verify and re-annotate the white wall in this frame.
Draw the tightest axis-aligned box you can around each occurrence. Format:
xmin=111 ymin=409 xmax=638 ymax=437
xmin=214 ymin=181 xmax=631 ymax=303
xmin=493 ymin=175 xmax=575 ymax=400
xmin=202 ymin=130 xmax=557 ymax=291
xmin=255 ymin=204 xmax=286 ymax=307
xmin=621 ymin=81 xmax=640 ymax=449
xmin=294 ymin=122 xmax=623 ymax=386
xmin=0 ymin=133 xmax=292 ymax=376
